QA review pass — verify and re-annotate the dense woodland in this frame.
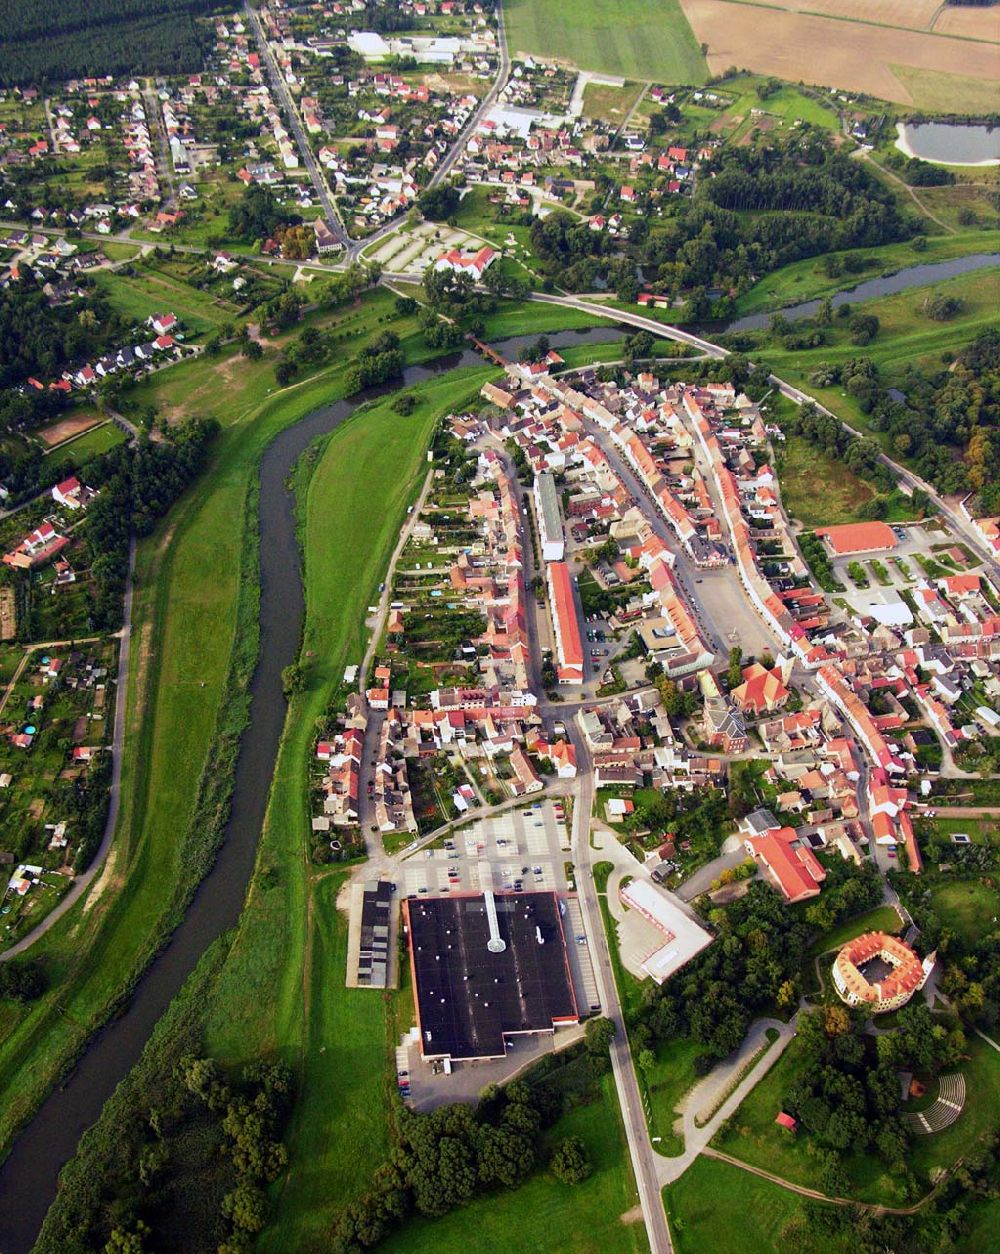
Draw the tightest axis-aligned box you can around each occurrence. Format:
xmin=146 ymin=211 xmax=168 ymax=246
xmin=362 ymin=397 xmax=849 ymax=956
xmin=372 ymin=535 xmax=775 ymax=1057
xmin=83 ymin=418 xmax=219 ymax=628
xmin=525 ymin=137 xmax=913 ymax=307
xmin=805 ymin=329 xmax=1000 ymax=509
xmin=0 ymin=0 xmax=218 ymax=86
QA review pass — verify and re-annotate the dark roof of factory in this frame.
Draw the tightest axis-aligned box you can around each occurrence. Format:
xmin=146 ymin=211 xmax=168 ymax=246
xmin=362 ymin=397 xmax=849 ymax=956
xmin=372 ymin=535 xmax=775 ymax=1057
xmin=404 ymin=891 xmax=578 ymax=1060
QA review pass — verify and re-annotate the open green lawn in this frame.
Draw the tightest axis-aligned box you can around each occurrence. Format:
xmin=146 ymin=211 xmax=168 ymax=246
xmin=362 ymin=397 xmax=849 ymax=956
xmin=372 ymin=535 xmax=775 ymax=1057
xmin=51 ymin=420 xmax=127 ymax=465
xmin=807 ymin=905 xmax=902 ymax=958
xmin=381 ymin=1075 xmax=649 ymax=1254
xmin=93 ymin=266 xmax=236 ymax=336
xmin=764 ymin=268 xmax=1000 ymax=444
xmin=504 ymin=0 xmax=707 ymax=83
xmin=713 ymin=1033 xmax=1000 ymax=1207
xmin=663 ymin=1155 xmax=840 ymax=1254
xmin=583 ymin=81 xmax=648 ymax=125
xmin=731 ymin=231 xmax=1000 ymax=317
xmin=775 ymin=433 xmax=874 ymax=527
xmin=926 ymin=879 xmax=1000 ymax=949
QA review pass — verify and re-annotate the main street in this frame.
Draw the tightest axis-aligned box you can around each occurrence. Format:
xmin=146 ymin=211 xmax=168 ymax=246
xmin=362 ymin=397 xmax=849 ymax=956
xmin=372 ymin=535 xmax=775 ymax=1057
xmin=569 ymin=724 xmax=675 ymax=1253
xmin=244 ymin=0 xmax=349 ymax=247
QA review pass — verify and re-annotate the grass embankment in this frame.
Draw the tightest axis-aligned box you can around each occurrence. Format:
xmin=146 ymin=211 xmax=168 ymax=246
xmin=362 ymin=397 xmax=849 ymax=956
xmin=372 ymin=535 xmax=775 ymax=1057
xmin=381 ymin=1073 xmax=650 ymax=1254
xmin=764 ymin=267 xmax=1000 ymax=388
xmin=806 ymin=905 xmax=902 ymax=958
xmin=201 ymin=368 xmax=494 ymax=1250
xmin=504 ymin=0 xmax=707 ymax=83
xmin=731 ymin=232 xmax=1000 ymax=318
xmin=0 ymin=291 xmax=437 ymax=1165
xmin=712 ymin=1033 xmax=1000 ymax=1206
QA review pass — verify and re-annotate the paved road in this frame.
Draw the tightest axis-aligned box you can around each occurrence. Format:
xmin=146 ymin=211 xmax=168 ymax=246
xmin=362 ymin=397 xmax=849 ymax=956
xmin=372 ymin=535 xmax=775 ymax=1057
xmin=245 ymin=1 xmax=349 ymax=247
xmin=570 ymin=723 xmax=674 ymax=1254
xmin=427 ymin=0 xmax=509 ymax=190
xmin=142 ymin=79 xmax=175 ymax=209
xmin=0 ymin=539 xmax=136 ymax=961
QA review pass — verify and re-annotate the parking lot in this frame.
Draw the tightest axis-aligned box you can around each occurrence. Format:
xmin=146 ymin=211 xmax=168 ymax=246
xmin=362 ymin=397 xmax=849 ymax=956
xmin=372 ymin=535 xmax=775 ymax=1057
xmin=400 ymin=799 xmax=573 ymax=899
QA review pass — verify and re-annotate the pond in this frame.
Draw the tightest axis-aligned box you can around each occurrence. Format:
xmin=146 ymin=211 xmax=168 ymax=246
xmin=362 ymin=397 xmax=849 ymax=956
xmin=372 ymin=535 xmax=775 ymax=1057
xmin=895 ymin=121 xmax=1000 ymax=167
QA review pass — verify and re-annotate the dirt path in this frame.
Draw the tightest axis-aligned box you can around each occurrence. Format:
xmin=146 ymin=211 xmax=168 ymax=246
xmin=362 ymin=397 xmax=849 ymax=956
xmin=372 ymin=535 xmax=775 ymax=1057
xmin=703 ymin=1147 xmax=944 ymax=1216
xmin=856 ymin=151 xmax=956 ymax=234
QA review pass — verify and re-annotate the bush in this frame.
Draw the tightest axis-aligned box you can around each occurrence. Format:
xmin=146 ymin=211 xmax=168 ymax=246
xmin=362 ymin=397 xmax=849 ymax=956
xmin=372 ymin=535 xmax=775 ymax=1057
xmin=549 ymin=1136 xmax=592 ymax=1184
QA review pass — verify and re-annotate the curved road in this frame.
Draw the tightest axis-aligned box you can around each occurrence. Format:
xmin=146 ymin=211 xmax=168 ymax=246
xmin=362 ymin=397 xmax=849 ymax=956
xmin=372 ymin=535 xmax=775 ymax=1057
xmin=0 ymin=538 xmax=136 ymax=961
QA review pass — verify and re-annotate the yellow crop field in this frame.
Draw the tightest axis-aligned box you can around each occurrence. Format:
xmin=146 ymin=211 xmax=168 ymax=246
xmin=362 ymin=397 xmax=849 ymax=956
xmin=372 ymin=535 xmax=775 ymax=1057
xmin=678 ymin=0 xmax=1000 ymax=106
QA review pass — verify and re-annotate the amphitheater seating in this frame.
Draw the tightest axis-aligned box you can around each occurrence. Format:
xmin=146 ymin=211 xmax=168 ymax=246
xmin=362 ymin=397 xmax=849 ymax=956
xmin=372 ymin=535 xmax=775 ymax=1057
xmin=903 ymin=1073 xmax=966 ymax=1135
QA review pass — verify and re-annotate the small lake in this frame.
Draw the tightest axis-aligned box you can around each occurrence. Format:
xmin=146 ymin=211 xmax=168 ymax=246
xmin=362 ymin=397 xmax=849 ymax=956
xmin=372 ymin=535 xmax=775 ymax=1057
xmin=724 ymin=252 xmax=1000 ymax=334
xmin=896 ymin=121 xmax=1000 ymax=166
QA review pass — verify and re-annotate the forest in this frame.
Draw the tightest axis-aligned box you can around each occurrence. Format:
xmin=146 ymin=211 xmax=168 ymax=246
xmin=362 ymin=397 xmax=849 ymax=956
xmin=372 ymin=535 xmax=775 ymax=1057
xmin=807 ymin=329 xmax=1000 ymax=508
xmin=525 ymin=136 xmax=914 ymax=306
xmin=0 ymin=0 xmax=218 ymax=86
xmin=83 ymin=418 xmax=219 ymax=628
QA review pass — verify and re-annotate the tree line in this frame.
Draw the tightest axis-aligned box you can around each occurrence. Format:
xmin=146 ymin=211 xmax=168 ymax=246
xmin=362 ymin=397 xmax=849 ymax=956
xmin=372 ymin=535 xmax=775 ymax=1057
xmin=808 ymin=329 xmax=1000 ymax=509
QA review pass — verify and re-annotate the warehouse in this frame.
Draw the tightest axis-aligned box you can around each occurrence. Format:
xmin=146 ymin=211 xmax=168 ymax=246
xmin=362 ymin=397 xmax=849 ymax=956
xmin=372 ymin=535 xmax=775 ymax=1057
xmin=404 ymin=890 xmax=579 ymax=1062
xmin=534 ymin=472 xmax=565 ymax=562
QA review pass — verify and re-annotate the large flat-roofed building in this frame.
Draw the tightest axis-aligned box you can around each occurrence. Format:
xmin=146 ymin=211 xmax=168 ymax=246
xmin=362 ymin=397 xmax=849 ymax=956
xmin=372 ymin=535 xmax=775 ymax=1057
xmin=356 ymin=880 xmax=393 ymax=987
xmin=404 ymin=891 xmax=579 ymax=1061
xmin=815 ymin=522 xmax=898 ymax=556
xmin=619 ymin=878 xmax=713 ymax=984
xmin=546 ymin=561 xmax=583 ymax=684
xmin=534 ymin=472 xmax=565 ymax=561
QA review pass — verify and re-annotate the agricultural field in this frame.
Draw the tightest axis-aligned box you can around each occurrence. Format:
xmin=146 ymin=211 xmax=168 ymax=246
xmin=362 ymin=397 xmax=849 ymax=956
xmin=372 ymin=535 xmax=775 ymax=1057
xmin=677 ymin=0 xmax=999 ymax=107
xmin=505 ymin=0 xmax=708 ymax=84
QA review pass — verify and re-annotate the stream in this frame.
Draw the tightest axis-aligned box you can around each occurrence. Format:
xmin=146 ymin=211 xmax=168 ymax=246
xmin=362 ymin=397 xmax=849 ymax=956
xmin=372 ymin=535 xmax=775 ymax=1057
xmin=723 ymin=252 xmax=1000 ymax=334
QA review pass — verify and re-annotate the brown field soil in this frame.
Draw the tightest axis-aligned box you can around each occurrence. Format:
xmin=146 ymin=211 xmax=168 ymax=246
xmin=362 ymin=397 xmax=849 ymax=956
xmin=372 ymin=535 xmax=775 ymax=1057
xmin=37 ymin=411 xmax=104 ymax=447
xmin=932 ymin=5 xmax=1000 ymax=39
xmin=679 ymin=0 xmax=999 ymax=104
xmin=757 ymin=0 xmax=941 ymax=29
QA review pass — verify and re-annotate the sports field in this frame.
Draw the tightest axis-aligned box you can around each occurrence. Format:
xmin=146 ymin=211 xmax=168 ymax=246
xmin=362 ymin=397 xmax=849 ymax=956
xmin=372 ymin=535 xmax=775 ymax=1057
xmin=678 ymin=0 xmax=999 ymax=106
xmin=504 ymin=0 xmax=708 ymax=83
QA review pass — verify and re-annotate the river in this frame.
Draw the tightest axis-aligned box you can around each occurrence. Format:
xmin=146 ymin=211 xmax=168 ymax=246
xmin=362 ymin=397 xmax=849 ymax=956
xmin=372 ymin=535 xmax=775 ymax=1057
xmin=0 ymin=324 xmax=628 ymax=1252
xmin=724 ymin=252 xmax=1000 ymax=333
